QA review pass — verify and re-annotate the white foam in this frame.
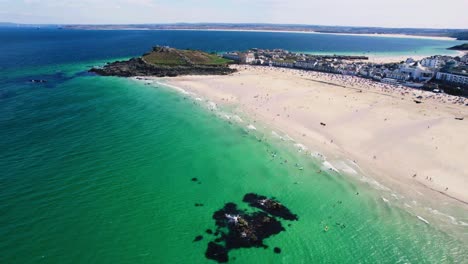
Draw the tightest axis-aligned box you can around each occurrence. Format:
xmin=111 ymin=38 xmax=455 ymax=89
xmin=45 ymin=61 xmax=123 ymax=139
xmin=271 ymin=131 xmax=284 ymax=140
xmin=426 ymin=208 xmax=459 ymax=225
xmin=333 ymin=160 xmax=358 ymax=175
xmin=231 ymin=115 xmax=243 ymax=123
xmin=159 ymin=82 xmax=191 ymax=95
xmin=358 ymin=176 xmax=391 ymax=191
xmin=322 ymin=161 xmax=339 ymax=172
xmin=207 ymin=101 xmax=217 ymax=110
xmin=311 ymin=151 xmax=326 ymax=160
xmin=381 ymin=197 xmax=390 ymax=203
xmin=247 ymin=124 xmax=257 ymax=130
xmin=294 ymin=143 xmax=308 ymax=151
xmin=417 ymin=216 xmax=430 ymax=225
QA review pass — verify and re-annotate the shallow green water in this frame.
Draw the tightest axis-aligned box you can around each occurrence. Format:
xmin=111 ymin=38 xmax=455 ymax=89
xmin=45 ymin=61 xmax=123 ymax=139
xmin=1 ymin=60 xmax=467 ymax=263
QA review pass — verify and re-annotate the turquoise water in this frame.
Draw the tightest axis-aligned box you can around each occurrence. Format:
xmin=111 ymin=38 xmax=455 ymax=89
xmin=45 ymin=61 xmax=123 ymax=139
xmin=1 ymin=29 xmax=467 ymax=263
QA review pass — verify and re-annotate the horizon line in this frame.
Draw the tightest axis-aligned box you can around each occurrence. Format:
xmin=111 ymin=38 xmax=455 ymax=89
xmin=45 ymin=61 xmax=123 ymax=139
xmin=2 ymin=22 xmax=467 ymax=31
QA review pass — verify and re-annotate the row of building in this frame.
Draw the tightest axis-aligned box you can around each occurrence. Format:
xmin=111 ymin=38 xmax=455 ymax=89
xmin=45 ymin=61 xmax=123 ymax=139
xmin=222 ymin=49 xmax=468 ymax=91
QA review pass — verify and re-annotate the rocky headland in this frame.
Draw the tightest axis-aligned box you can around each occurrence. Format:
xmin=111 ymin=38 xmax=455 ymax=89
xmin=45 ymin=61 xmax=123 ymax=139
xmin=90 ymin=46 xmax=236 ymax=77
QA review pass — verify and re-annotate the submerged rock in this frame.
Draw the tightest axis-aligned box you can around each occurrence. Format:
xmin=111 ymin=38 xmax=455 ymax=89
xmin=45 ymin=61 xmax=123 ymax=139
xmin=193 ymin=235 xmax=203 ymax=242
xmin=203 ymin=194 xmax=297 ymax=262
xmin=242 ymin=193 xmax=298 ymax=221
xmin=273 ymin=247 xmax=281 ymax=254
xmin=206 ymin=242 xmax=229 ymax=263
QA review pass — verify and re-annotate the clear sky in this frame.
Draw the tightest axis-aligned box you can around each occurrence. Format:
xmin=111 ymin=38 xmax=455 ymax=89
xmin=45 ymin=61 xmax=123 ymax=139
xmin=1 ymin=0 xmax=467 ymax=28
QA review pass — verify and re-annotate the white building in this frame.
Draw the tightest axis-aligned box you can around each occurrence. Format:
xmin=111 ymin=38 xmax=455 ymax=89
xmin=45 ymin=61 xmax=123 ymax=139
xmin=222 ymin=52 xmax=241 ymax=61
xmin=421 ymin=56 xmax=444 ymax=69
xmin=399 ymin=62 xmax=434 ymax=82
xmin=295 ymin=61 xmax=317 ymax=69
xmin=387 ymin=71 xmax=410 ymax=81
xmin=405 ymin=58 xmax=416 ymax=64
xmin=241 ymin=53 xmax=255 ymax=64
xmin=461 ymin=55 xmax=468 ymax=63
xmin=436 ymin=71 xmax=468 ymax=85
xmin=381 ymin=78 xmax=399 ymax=85
xmin=272 ymin=61 xmax=295 ymax=68
xmin=222 ymin=52 xmax=256 ymax=64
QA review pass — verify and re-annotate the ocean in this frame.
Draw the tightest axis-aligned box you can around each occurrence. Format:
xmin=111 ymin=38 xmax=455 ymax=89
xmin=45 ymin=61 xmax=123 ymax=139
xmin=0 ymin=28 xmax=467 ymax=263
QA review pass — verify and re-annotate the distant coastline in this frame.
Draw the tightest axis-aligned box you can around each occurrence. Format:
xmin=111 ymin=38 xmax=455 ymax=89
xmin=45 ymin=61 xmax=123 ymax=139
xmin=448 ymin=43 xmax=468 ymax=51
xmin=102 ymin=28 xmax=459 ymax=41
xmin=3 ymin=22 xmax=466 ymax=40
xmin=57 ymin=23 xmax=468 ymax=40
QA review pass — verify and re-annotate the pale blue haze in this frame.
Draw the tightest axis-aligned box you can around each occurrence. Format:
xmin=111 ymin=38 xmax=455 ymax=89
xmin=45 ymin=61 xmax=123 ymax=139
xmin=1 ymin=0 xmax=467 ymax=28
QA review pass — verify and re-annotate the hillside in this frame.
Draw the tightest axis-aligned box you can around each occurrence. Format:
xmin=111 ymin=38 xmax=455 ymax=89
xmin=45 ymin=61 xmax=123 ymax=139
xmin=448 ymin=43 xmax=468 ymax=51
xmin=143 ymin=47 xmax=232 ymax=66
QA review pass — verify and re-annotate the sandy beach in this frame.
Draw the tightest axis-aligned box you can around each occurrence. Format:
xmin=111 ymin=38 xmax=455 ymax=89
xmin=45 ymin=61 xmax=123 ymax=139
xmin=148 ymin=28 xmax=458 ymax=41
xmin=164 ymin=65 xmax=468 ymax=207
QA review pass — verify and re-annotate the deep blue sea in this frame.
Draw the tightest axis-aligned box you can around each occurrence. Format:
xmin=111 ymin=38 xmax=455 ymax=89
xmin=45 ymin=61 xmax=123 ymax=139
xmin=0 ymin=28 xmax=466 ymax=263
xmin=0 ymin=28 xmax=463 ymax=71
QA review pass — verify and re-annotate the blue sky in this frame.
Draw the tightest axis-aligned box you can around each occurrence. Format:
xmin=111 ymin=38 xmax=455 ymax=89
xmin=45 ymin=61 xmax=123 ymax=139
xmin=1 ymin=0 xmax=467 ymax=28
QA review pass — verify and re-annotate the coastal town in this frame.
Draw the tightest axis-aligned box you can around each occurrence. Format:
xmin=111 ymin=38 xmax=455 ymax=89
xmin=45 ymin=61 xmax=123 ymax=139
xmin=222 ymin=49 xmax=468 ymax=97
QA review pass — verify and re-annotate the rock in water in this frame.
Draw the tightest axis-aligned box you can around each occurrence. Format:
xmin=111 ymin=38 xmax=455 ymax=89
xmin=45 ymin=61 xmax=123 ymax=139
xmin=242 ymin=193 xmax=298 ymax=221
xmin=193 ymin=235 xmax=203 ymax=242
xmin=203 ymin=194 xmax=297 ymax=262
xmin=206 ymin=242 xmax=229 ymax=263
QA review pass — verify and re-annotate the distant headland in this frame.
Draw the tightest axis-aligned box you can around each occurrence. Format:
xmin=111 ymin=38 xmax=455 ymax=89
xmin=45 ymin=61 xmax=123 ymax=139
xmin=448 ymin=43 xmax=468 ymax=51
xmin=90 ymin=46 xmax=235 ymax=77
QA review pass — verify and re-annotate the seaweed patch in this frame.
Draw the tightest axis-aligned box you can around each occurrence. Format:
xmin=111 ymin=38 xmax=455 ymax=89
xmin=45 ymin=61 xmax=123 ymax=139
xmin=202 ymin=194 xmax=297 ymax=263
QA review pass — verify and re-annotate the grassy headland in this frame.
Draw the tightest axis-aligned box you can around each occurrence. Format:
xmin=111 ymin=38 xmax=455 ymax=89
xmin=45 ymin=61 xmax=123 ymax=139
xmin=91 ymin=46 xmax=235 ymax=77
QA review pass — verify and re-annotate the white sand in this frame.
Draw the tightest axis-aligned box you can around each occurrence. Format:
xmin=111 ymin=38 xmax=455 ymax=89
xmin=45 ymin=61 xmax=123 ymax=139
xmin=165 ymin=65 xmax=468 ymax=206
xmin=153 ymin=28 xmax=457 ymax=41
